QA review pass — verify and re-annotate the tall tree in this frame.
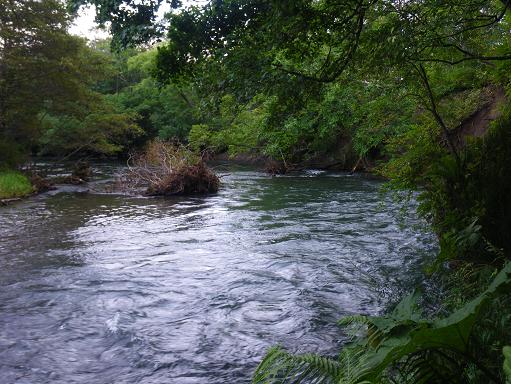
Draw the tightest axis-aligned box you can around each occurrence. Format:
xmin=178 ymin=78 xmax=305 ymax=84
xmin=0 ymin=0 xmax=141 ymax=166
xmin=1 ymin=0 xmax=75 ymax=164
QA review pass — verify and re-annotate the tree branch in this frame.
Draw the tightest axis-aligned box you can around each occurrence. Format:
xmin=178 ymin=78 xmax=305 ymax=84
xmin=414 ymin=64 xmax=461 ymax=165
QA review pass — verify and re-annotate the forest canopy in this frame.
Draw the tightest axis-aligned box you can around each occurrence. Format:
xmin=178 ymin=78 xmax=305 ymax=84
xmin=0 ymin=0 xmax=144 ymax=166
xmin=65 ymin=0 xmax=511 ymax=165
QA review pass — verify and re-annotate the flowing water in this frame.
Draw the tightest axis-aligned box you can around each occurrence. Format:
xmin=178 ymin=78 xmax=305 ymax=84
xmin=0 ymin=165 xmax=437 ymax=384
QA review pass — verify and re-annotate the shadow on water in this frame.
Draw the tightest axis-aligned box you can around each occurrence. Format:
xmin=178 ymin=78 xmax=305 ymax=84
xmin=0 ymin=166 xmax=437 ymax=384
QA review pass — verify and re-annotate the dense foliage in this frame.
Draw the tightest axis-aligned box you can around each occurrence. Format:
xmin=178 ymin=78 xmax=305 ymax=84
xmin=0 ymin=0 xmax=145 ymax=167
xmin=90 ymin=41 xmax=198 ymax=143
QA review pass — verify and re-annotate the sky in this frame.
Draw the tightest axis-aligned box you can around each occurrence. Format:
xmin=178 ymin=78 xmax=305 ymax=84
xmin=69 ymin=2 xmax=203 ymax=40
xmin=69 ymin=4 xmax=173 ymax=40
xmin=69 ymin=6 xmax=110 ymax=39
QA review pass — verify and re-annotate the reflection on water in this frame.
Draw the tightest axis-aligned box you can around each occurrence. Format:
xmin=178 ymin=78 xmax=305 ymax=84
xmin=0 ymin=167 xmax=437 ymax=383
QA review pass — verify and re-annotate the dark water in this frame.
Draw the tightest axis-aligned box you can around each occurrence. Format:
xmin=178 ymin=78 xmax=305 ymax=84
xmin=0 ymin=167 xmax=437 ymax=384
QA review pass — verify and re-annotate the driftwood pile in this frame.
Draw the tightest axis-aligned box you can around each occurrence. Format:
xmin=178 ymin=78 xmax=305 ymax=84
xmin=119 ymin=141 xmax=219 ymax=196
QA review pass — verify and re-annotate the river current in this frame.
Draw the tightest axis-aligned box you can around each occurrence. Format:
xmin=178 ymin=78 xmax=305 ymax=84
xmin=0 ymin=166 xmax=437 ymax=383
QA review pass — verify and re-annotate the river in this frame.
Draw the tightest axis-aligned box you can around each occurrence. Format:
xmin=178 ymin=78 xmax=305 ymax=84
xmin=0 ymin=165 xmax=437 ymax=383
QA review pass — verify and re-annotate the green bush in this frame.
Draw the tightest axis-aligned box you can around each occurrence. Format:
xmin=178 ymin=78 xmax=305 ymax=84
xmin=188 ymin=124 xmax=227 ymax=153
xmin=0 ymin=171 xmax=33 ymax=199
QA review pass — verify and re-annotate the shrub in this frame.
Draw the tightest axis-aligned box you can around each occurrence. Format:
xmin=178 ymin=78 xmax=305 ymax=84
xmin=188 ymin=124 xmax=226 ymax=153
xmin=0 ymin=139 xmax=26 ymax=169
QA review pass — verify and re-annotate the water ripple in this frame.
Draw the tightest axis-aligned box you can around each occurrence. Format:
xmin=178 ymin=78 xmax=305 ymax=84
xmin=0 ymin=167 xmax=437 ymax=383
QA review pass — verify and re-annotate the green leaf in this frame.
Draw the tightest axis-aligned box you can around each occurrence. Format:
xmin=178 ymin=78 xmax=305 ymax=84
xmin=254 ymin=263 xmax=511 ymax=384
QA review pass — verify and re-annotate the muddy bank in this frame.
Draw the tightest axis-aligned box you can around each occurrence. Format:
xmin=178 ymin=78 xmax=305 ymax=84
xmin=449 ymin=85 xmax=508 ymax=149
xmin=209 ymin=149 xmax=372 ymax=173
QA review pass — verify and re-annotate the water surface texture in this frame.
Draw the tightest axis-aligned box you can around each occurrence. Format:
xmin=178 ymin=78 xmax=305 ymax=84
xmin=0 ymin=167 xmax=437 ymax=383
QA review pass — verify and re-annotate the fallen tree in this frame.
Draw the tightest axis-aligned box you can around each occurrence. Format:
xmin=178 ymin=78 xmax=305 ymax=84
xmin=119 ymin=141 xmax=219 ymax=196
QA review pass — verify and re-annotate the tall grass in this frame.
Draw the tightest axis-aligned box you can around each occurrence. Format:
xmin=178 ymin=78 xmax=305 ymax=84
xmin=0 ymin=171 xmax=33 ymax=199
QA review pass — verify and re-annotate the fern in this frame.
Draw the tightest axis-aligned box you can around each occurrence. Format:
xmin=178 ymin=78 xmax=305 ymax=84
xmin=253 ymin=262 xmax=511 ymax=384
xmin=253 ymin=346 xmax=341 ymax=384
xmin=350 ymin=262 xmax=511 ymax=382
xmin=253 ymin=345 xmax=375 ymax=384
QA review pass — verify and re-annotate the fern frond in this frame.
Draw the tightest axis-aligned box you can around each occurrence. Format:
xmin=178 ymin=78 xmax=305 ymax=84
xmin=337 ymin=347 xmax=373 ymax=384
xmin=253 ymin=346 xmax=341 ymax=384
xmin=399 ymin=353 xmax=437 ymax=384
xmin=338 ymin=315 xmax=374 ymax=345
xmin=253 ymin=346 xmax=289 ymax=384
xmin=338 ymin=315 xmax=370 ymax=327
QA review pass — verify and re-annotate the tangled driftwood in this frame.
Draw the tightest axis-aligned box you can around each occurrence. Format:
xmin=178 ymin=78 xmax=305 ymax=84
xmin=119 ymin=141 xmax=219 ymax=196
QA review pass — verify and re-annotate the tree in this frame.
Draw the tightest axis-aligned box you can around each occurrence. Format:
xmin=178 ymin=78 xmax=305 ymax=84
xmin=70 ymin=0 xmax=511 ymax=163
xmin=0 ymin=0 xmax=142 ymax=166
xmin=92 ymin=43 xmax=198 ymax=142
xmin=1 ymin=0 xmax=75 ymax=165
xmin=68 ymin=0 xmax=183 ymax=48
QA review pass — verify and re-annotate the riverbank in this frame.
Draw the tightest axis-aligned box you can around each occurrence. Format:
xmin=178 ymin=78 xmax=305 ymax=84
xmin=0 ymin=156 xmax=384 ymax=207
xmin=0 ymin=167 xmax=86 ymax=205
xmin=210 ymin=151 xmax=379 ymax=176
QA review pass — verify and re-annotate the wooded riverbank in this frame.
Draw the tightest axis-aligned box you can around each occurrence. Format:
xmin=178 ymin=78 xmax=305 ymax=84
xmin=2 ymin=0 xmax=511 ymax=382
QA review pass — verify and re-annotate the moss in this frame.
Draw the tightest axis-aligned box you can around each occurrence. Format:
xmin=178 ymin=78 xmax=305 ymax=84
xmin=0 ymin=171 xmax=33 ymax=199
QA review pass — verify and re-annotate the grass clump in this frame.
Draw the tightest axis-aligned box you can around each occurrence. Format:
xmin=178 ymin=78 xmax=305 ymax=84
xmin=0 ymin=171 xmax=33 ymax=199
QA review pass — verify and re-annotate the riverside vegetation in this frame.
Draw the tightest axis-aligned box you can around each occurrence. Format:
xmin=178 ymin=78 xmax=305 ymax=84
xmin=2 ymin=0 xmax=511 ymax=382
xmin=0 ymin=171 xmax=32 ymax=200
